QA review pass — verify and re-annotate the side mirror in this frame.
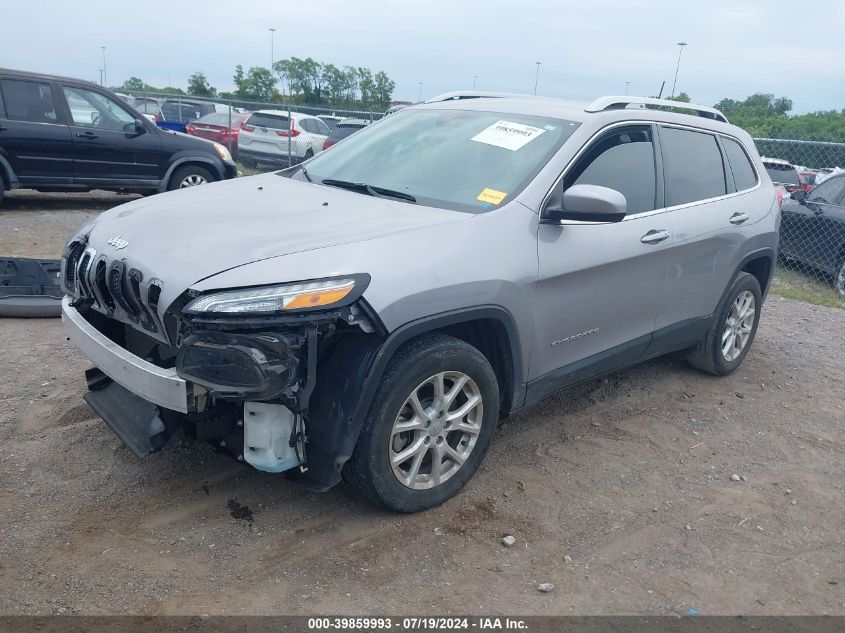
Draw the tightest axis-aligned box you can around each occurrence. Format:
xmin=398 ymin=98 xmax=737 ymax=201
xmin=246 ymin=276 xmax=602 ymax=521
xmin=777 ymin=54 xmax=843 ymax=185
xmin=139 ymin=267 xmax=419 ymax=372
xmin=543 ymin=184 xmax=627 ymax=223
xmin=790 ymin=190 xmax=807 ymax=204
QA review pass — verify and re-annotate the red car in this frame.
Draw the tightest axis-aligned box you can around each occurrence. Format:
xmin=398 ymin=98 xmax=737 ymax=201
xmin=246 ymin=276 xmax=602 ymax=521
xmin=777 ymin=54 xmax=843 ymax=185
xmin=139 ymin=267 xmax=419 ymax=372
xmin=185 ymin=112 xmax=250 ymax=158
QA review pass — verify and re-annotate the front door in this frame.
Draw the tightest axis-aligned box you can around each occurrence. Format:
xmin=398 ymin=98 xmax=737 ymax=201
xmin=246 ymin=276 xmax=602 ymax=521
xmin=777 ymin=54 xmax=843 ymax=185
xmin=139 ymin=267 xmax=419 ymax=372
xmin=531 ymin=124 xmax=673 ymax=399
xmin=0 ymin=77 xmax=74 ymax=185
xmin=61 ymin=85 xmax=163 ymax=187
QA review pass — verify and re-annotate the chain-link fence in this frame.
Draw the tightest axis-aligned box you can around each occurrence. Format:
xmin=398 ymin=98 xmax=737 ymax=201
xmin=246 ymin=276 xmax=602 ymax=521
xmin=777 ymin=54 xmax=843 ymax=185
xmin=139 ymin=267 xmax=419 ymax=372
xmin=118 ymin=90 xmax=845 ymax=307
xmin=121 ymin=90 xmax=389 ymax=172
xmin=753 ymin=137 xmax=845 ymax=307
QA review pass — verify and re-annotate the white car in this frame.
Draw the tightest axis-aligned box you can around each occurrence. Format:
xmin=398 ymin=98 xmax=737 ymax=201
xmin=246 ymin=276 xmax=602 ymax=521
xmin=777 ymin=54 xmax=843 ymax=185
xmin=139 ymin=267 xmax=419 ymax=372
xmin=238 ymin=110 xmax=330 ymax=167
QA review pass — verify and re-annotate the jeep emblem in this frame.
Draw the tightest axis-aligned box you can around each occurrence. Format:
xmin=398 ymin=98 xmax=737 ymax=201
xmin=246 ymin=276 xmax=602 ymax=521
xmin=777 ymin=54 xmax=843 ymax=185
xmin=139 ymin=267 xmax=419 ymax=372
xmin=107 ymin=235 xmax=129 ymax=250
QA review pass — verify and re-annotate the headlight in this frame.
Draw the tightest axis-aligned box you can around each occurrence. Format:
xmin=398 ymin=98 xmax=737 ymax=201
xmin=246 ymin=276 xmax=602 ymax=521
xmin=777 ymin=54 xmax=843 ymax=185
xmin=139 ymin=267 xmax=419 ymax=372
xmin=185 ymin=278 xmax=361 ymax=314
xmin=213 ymin=142 xmax=233 ymax=162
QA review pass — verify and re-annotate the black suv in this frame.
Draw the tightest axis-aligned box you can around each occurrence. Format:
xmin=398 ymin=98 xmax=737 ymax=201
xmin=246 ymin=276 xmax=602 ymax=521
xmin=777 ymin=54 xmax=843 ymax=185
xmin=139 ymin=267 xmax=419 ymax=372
xmin=0 ymin=68 xmax=236 ymax=202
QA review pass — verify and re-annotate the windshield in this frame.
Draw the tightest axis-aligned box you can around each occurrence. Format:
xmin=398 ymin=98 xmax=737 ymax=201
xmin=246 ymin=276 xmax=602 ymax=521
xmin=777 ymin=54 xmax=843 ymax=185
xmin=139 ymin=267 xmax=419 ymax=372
xmin=299 ymin=108 xmax=580 ymax=212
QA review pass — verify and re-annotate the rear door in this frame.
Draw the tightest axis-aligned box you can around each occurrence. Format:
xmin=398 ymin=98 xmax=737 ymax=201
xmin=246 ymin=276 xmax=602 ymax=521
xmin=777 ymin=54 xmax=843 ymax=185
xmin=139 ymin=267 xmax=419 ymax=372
xmin=654 ymin=126 xmax=752 ymax=338
xmin=62 ymin=85 xmax=164 ymax=186
xmin=0 ymin=77 xmax=74 ymax=185
xmin=532 ymin=124 xmax=672 ymax=392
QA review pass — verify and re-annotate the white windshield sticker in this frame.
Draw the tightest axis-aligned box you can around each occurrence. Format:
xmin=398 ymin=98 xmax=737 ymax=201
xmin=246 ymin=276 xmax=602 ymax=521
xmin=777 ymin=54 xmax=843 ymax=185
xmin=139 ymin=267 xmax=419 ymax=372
xmin=471 ymin=120 xmax=546 ymax=151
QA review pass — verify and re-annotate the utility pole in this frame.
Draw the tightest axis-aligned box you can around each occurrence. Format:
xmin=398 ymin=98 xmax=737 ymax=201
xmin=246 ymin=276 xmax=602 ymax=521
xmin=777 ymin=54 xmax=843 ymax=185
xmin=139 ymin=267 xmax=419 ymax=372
xmin=670 ymin=42 xmax=687 ymax=99
xmin=269 ymin=28 xmax=276 ymax=71
xmin=473 ymin=75 xmax=477 ymax=90
xmin=101 ymin=46 xmax=107 ymax=87
xmin=533 ymin=61 xmax=541 ymax=95
xmin=418 ymin=82 xmax=422 ymax=102
xmin=625 ymin=81 xmax=630 ymax=95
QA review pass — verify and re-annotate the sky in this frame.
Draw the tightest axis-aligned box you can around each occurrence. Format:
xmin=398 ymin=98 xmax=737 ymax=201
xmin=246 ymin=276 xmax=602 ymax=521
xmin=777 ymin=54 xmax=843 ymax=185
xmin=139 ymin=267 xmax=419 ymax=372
xmin=2 ymin=0 xmax=843 ymax=114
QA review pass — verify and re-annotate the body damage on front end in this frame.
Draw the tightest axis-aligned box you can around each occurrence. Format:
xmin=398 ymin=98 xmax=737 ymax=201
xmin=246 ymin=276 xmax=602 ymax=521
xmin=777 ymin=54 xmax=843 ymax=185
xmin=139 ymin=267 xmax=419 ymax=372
xmin=62 ymin=229 xmax=388 ymax=488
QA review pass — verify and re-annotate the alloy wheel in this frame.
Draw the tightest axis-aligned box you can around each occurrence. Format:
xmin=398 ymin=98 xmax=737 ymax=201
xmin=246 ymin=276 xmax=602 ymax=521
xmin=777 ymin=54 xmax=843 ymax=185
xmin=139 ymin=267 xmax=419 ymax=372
xmin=722 ymin=290 xmax=756 ymax=361
xmin=179 ymin=174 xmax=208 ymax=188
xmin=389 ymin=371 xmax=483 ymax=490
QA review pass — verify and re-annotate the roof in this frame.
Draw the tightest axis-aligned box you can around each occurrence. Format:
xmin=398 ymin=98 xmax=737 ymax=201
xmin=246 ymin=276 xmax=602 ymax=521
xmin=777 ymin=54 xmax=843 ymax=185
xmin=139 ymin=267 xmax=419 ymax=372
xmin=417 ymin=92 xmax=736 ymax=133
xmin=761 ymin=156 xmax=794 ymax=167
xmin=337 ymin=118 xmax=370 ymax=127
xmin=0 ymin=67 xmax=103 ymax=89
xmin=249 ymin=109 xmax=319 ymax=119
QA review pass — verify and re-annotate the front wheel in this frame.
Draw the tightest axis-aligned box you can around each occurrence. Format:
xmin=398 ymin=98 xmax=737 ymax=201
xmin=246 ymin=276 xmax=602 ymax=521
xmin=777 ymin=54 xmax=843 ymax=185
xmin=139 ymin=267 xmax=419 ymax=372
xmin=167 ymin=165 xmax=214 ymax=191
xmin=687 ymin=271 xmax=762 ymax=375
xmin=346 ymin=334 xmax=500 ymax=512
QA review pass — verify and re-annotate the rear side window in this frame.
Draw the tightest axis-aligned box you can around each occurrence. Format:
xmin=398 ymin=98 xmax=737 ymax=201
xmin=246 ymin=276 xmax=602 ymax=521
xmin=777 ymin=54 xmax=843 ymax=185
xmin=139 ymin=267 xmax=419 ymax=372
xmin=0 ymin=87 xmax=5 ymax=118
xmin=660 ymin=127 xmax=727 ymax=206
xmin=764 ymin=163 xmax=800 ymax=186
xmin=722 ymin=137 xmax=758 ymax=191
xmin=246 ymin=112 xmax=289 ymax=129
xmin=565 ymin=125 xmax=657 ymax=214
xmin=0 ymin=79 xmax=58 ymax=124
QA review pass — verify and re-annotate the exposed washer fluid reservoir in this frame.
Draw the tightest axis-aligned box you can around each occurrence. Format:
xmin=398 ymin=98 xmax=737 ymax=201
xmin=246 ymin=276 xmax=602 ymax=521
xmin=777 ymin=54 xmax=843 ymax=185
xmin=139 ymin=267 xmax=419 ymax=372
xmin=243 ymin=402 xmax=303 ymax=473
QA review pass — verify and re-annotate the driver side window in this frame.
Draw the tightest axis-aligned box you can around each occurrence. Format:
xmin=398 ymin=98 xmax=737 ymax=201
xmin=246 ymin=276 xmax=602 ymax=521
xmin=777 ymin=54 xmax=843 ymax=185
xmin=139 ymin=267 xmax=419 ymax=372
xmin=564 ymin=125 xmax=657 ymax=214
xmin=63 ymin=86 xmax=136 ymax=132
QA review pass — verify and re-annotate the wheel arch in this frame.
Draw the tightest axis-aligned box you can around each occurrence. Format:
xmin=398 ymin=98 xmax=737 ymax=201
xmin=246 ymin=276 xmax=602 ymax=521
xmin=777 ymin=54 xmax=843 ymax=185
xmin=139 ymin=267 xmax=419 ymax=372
xmin=305 ymin=305 xmax=525 ymax=491
xmin=738 ymin=247 xmax=775 ymax=298
xmin=159 ymin=157 xmax=222 ymax=192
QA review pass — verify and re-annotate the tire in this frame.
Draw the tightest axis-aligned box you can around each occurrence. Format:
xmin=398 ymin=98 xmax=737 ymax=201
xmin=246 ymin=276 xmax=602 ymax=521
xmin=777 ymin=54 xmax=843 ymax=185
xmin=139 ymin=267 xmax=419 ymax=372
xmin=346 ymin=334 xmax=500 ymax=513
xmin=304 ymin=148 xmax=314 ymax=160
xmin=167 ymin=165 xmax=214 ymax=191
xmin=687 ymin=272 xmax=762 ymax=376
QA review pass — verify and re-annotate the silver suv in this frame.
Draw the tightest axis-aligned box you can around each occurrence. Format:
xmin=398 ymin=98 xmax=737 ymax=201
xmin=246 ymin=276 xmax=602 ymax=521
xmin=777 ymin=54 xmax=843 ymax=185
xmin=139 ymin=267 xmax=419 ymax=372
xmin=61 ymin=93 xmax=779 ymax=512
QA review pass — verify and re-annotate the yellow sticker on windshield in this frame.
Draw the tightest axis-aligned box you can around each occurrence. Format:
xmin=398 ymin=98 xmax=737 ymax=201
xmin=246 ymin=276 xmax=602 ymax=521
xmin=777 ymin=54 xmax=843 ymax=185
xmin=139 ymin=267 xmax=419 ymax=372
xmin=477 ymin=188 xmax=507 ymax=205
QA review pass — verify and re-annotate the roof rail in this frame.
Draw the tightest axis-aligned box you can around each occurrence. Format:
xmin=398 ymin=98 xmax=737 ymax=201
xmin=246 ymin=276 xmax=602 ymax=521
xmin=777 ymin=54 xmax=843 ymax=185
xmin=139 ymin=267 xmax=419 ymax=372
xmin=424 ymin=91 xmax=517 ymax=103
xmin=585 ymin=96 xmax=729 ymax=123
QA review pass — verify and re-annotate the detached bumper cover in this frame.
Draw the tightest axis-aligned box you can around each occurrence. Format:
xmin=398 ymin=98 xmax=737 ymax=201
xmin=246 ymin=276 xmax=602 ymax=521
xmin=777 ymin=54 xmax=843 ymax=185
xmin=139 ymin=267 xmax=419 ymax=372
xmin=61 ymin=297 xmax=190 ymax=413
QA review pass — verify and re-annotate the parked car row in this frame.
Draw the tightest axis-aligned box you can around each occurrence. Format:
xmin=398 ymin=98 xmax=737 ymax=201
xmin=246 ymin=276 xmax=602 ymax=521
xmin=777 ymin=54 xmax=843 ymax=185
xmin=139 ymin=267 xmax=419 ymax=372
xmin=0 ymin=68 xmax=236 ymax=200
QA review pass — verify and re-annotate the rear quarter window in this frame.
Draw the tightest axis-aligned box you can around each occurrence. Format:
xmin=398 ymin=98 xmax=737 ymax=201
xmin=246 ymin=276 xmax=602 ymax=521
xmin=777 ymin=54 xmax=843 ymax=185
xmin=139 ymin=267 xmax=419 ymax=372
xmin=722 ymin=137 xmax=758 ymax=191
xmin=660 ymin=126 xmax=727 ymax=206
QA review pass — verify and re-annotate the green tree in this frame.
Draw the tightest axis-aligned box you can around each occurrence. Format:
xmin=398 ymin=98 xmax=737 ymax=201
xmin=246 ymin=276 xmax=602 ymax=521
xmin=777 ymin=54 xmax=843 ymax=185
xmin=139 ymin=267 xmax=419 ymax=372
xmin=234 ymin=65 xmax=277 ymax=102
xmin=187 ymin=72 xmax=216 ymax=97
xmin=120 ymin=77 xmax=145 ymax=92
xmin=372 ymin=71 xmax=395 ymax=109
xmin=357 ymin=67 xmax=374 ymax=106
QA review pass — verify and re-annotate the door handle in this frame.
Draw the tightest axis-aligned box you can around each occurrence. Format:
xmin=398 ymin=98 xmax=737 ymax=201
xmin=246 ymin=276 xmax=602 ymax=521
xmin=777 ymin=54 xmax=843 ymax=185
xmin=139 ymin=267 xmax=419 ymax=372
xmin=729 ymin=212 xmax=749 ymax=225
xmin=640 ymin=229 xmax=670 ymax=244
xmin=76 ymin=131 xmax=98 ymax=139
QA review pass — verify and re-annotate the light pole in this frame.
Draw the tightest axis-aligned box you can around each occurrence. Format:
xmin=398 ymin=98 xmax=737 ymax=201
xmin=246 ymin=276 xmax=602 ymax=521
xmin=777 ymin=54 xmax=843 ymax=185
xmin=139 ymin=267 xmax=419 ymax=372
xmin=670 ymin=41 xmax=687 ymax=99
xmin=625 ymin=81 xmax=630 ymax=95
xmin=533 ymin=61 xmax=541 ymax=95
xmin=418 ymin=82 xmax=422 ymax=102
xmin=473 ymin=75 xmax=478 ymax=90
xmin=269 ymin=28 xmax=276 ymax=71
xmin=101 ymin=46 xmax=107 ymax=87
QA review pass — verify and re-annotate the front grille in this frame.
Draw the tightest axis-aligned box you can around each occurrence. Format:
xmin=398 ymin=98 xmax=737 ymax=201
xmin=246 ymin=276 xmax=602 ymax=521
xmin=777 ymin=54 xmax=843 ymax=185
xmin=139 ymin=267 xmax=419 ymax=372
xmin=65 ymin=239 xmax=161 ymax=336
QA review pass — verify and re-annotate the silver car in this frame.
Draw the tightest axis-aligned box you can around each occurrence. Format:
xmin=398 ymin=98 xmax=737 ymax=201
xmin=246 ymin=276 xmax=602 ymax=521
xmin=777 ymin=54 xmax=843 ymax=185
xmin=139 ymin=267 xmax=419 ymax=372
xmin=61 ymin=93 xmax=779 ymax=512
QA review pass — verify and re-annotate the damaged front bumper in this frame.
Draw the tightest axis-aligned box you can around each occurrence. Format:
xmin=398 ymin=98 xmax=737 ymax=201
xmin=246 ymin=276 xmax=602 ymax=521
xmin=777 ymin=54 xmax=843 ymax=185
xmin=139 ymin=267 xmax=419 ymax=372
xmin=62 ymin=296 xmax=190 ymax=413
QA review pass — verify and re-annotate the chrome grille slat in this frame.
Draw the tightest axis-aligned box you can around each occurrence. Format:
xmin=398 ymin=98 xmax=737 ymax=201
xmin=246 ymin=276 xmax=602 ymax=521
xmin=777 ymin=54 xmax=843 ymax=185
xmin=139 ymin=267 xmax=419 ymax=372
xmin=69 ymin=247 xmax=164 ymax=340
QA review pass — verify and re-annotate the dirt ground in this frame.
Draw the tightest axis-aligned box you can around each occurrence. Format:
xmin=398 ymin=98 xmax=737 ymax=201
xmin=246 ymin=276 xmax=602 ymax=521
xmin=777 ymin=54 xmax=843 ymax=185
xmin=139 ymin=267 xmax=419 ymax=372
xmin=1 ymin=191 xmax=844 ymax=616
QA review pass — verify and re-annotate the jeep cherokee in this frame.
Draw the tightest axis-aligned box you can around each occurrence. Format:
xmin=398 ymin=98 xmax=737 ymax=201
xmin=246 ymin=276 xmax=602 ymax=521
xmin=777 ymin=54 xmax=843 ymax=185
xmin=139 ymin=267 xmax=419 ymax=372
xmin=61 ymin=93 xmax=779 ymax=512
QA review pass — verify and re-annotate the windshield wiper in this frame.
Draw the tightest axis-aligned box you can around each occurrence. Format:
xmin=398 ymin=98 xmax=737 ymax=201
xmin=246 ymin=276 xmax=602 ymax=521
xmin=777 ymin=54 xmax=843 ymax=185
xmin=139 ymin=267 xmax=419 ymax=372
xmin=299 ymin=164 xmax=312 ymax=182
xmin=321 ymin=179 xmax=416 ymax=204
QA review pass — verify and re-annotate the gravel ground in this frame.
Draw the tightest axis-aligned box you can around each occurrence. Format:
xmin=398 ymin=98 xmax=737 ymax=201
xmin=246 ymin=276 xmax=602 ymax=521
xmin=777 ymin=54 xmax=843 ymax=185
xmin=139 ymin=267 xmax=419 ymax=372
xmin=1 ymin=193 xmax=843 ymax=616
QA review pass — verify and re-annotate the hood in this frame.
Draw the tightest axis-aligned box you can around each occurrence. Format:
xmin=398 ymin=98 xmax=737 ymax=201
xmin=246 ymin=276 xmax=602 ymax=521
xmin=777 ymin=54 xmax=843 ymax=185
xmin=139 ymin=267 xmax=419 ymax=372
xmin=83 ymin=172 xmax=469 ymax=310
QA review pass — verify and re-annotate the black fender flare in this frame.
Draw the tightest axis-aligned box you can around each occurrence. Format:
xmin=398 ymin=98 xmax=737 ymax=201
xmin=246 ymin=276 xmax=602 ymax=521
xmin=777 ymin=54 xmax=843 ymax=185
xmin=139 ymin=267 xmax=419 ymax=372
xmin=304 ymin=304 xmax=525 ymax=490
xmin=0 ymin=153 xmax=18 ymax=189
xmin=158 ymin=157 xmax=225 ymax=192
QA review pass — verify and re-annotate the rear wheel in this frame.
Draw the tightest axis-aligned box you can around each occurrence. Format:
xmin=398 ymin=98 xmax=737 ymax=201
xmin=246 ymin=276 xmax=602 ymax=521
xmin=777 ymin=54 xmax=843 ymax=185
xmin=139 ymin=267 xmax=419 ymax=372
xmin=687 ymin=272 xmax=762 ymax=376
xmin=304 ymin=148 xmax=314 ymax=160
xmin=346 ymin=334 xmax=499 ymax=512
xmin=168 ymin=165 xmax=214 ymax=191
